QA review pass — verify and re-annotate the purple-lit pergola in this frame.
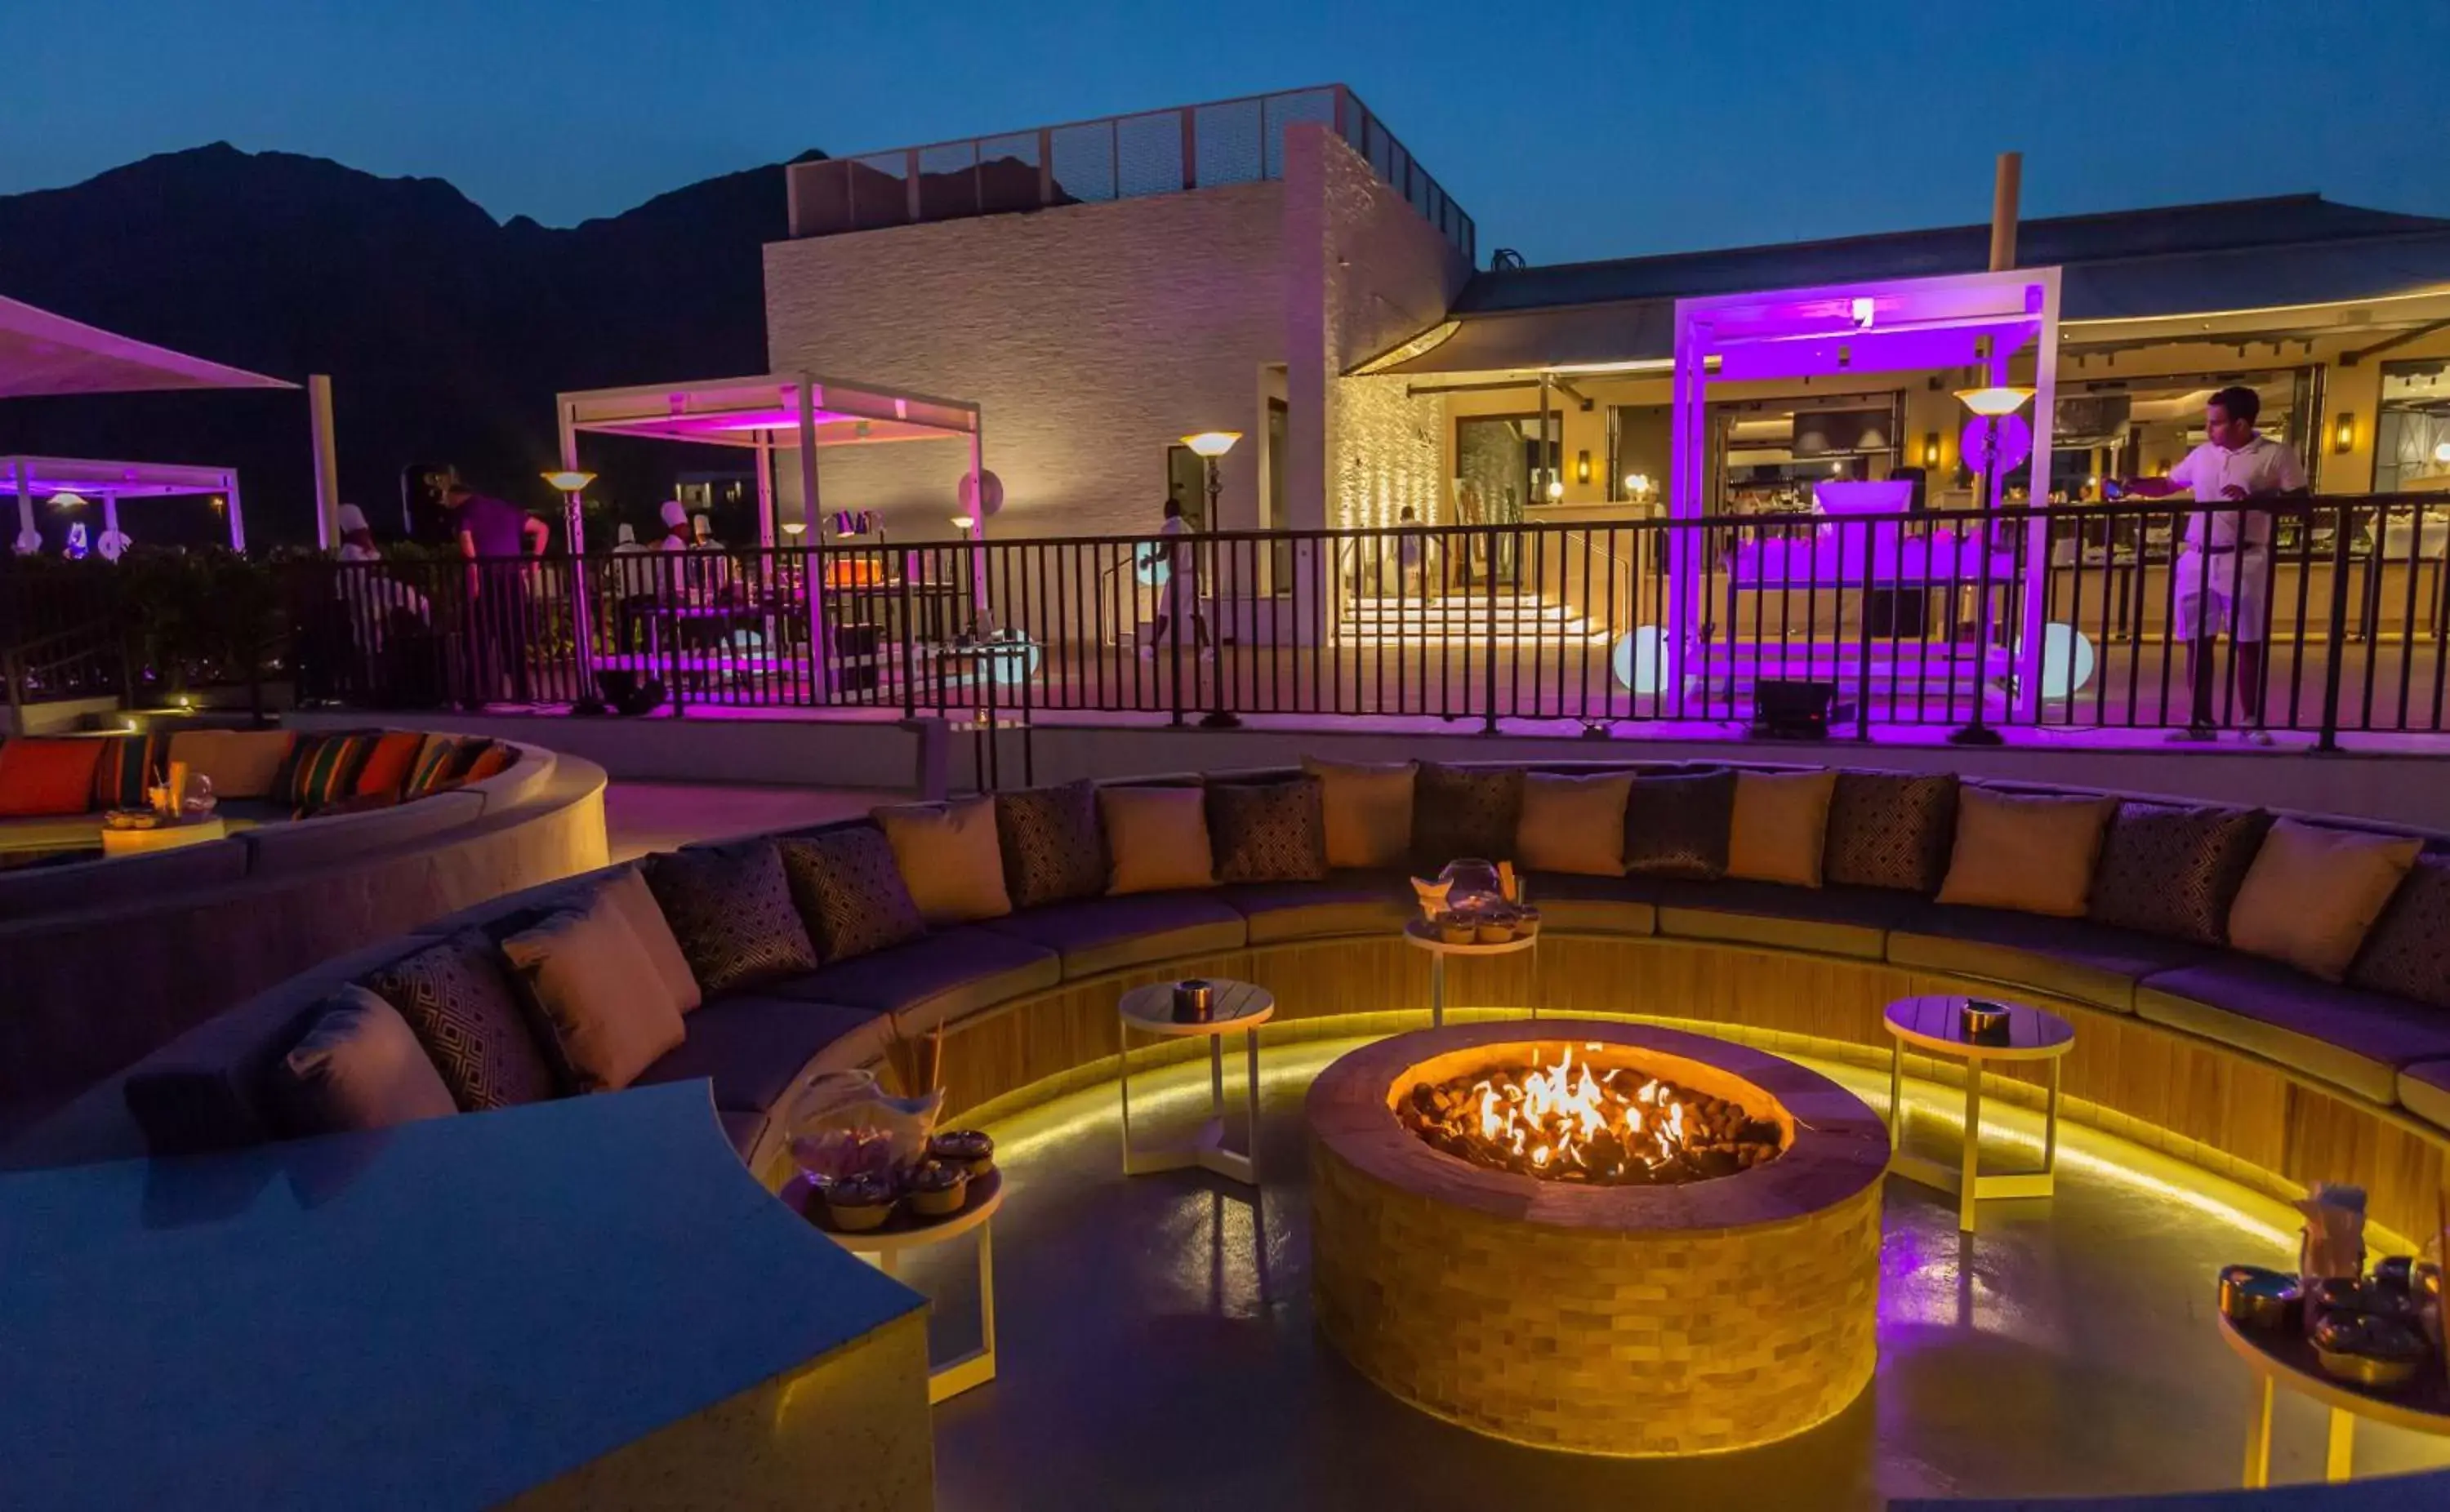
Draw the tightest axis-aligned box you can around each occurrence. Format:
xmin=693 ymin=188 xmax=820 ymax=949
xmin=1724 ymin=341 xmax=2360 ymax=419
xmin=7 ymin=456 xmax=247 ymax=554
xmin=1668 ymin=267 xmax=2062 ymax=720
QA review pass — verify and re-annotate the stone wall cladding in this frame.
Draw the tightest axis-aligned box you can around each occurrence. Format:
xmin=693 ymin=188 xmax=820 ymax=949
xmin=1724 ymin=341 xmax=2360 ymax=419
xmin=1310 ymin=1141 xmax=1883 ymax=1456
xmin=763 ymin=182 xmax=1287 ymax=540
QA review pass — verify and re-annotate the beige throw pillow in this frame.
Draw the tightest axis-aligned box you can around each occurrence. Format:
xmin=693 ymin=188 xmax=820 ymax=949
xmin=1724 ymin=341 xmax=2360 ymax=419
xmin=1099 ymin=785 xmax=1215 ymax=895
xmin=596 ymin=865 xmax=703 ymax=1015
xmin=1302 ymin=757 xmax=1415 ymax=869
xmin=1936 ymin=787 xmax=2117 ymax=917
xmin=1515 ymin=772 xmax=1633 ymax=876
xmin=167 ymin=728 xmax=296 ymax=800
xmin=1726 ymin=770 xmax=1839 ymax=887
xmin=875 ymin=794 xmax=1013 ymax=923
xmin=2227 ymin=820 xmax=2421 ymax=981
xmin=501 ymin=890 xmax=686 ymax=1092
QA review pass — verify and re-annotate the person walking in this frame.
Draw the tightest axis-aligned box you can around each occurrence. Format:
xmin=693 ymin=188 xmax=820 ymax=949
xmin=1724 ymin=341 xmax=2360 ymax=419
xmin=2112 ymin=385 xmax=2307 ymax=744
xmin=443 ymin=480 xmax=548 ymax=707
xmin=1142 ymin=495 xmax=1210 ymax=661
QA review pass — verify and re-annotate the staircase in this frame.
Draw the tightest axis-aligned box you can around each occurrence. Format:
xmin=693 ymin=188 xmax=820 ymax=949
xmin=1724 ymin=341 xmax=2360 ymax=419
xmin=1342 ymin=591 xmax=1607 ymax=647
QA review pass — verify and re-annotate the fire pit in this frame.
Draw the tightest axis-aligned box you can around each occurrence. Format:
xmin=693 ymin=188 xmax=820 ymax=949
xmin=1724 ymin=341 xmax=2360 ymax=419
xmin=1307 ymin=1020 xmax=1887 ymax=1457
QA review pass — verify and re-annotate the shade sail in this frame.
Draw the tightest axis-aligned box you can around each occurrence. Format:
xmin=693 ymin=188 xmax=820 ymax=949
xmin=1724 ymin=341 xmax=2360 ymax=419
xmin=0 ymin=293 xmax=294 ymax=398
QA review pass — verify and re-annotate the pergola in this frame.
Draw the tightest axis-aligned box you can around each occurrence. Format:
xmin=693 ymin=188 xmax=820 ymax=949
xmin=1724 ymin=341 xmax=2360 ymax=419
xmin=1668 ymin=266 xmax=2062 ymax=720
xmin=0 ymin=291 xmax=302 ymax=554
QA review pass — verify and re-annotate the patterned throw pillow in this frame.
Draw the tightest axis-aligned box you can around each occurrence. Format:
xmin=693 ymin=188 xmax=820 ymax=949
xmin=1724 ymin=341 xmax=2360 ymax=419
xmin=1206 ymin=778 xmax=1328 ymax=884
xmin=1823 ymin=772 xmax=1958 ymax=892
xmin=2088 ymin=802 xmax=2272 ymax=945
xmin=359 ymin=932 xmax=559 ymax=1112
xmin=278 ymin=730 xmax=378 ymax=810
xmin=2350 ymin=855 xmax=2450 ymax=1009
xmin=779 ymin=827 xmax=926 ymax=963
xmin=642 ymin=839 xmax=820 ymax=994
xmin=1410 ymin=763 xmax=1525 ymax=871
xmin=994 ymin=780 xmax=1108 ymax=909
xmin=1624 ymin=769 xmax=1736 ymax=879
xmin=90 ymin=731 xmax=167 ymax=811
xmin=404 ymin=736 xmax=467 ymax=797
xmin=457 ymin=742 xmax=519 ymax=784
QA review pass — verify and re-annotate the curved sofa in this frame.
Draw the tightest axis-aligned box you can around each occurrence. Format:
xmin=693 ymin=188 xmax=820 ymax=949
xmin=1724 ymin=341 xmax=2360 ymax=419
xmin=0 ymin=731 xmax=608 ymax=1115
xmin=21 ymin=758 xmax=2450 ymax=1256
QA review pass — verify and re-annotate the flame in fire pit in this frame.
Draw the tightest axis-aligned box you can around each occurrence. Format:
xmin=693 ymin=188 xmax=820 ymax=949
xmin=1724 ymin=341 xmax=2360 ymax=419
xmin=1403 ymin=1044 xmax=1784 ymax=1185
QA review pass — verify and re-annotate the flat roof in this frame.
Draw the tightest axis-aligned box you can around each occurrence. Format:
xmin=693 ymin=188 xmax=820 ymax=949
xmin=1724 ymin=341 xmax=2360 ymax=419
xmin=558 ymin=372 xmax=979 ymax=449
xmin=4 ymin=455 xmax=238 ymax=497
xmin=0 ymin=293 xmax=292 ymax=398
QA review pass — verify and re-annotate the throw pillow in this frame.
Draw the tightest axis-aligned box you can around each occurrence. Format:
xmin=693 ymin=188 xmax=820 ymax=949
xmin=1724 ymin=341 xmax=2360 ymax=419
xmin=875 ymin=795 xmax=1013 ymax=924
xmin=500 ymin=895 xmax=688 ymax=1092
xmin=596 ymin=865 xmax=705 ymax=1014
xmin=1824 ymin=772 xmax=1958 ymax=892
xmin=166 ymin=728 xmax=295 ymax=800
xmin=403 ymin=735 xmax=468 ymax=796
xmin=1098 ymin=785 xmax=1217 ymax=894
xmin=1411 ymin=763 xmax=1524 ymax=870
xmin=265 ymin=983 xmax=460 ymax=1136
xmin=995 ymin=780 xmax=1108 ymax=909
xmin=779 ymin=827 xmax=926 ymax=961
xmin=1515 ymin=772 xmax=1633 ymax=876
xmin=89 ymin=731 xmax=167 ymax=812
xmin=2350 ymin=855 xmax=2450 ymax=1009
xmin=457 ymin=742 xmax=519 ymax=784
xmin=1726 ymin=769 xmax=1839 ymax=888
xmin=1936 ymin=788 xmax=2118 ymax=918
xmin=1301 ymin=757 xmax=1417 ymax=869
xmin=1206 ymin=777 xmax=1329 ymax=884
xmin=359 ymin=931 xmax=560 ymax=1111
xmin=278 ymin=730 xmax=378 ymax=810
xmin=641 ymin=840 xmax=822 ymax=993
xmin=2228 ymin=820 xmax=2422 ymax=982
xmin=354 ymin=730 xmax=427 ymax=798
xmin=2088 ymin=802 xmax=2272 ymax=945
xmin=0 ymin=737 xmax=105 ymax=817
xmin=1623 ymin=769 xmax=1736 ymax=879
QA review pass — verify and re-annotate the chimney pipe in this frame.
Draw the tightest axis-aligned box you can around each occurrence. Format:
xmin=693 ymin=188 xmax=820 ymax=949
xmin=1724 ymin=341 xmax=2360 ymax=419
xmin=1989 ymin=152 xmax=2022 ymax=272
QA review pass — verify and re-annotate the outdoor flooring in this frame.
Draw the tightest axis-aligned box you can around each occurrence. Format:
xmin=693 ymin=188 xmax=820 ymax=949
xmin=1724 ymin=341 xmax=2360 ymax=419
xmin=893 ymin=1035 xmax=2450 ymax=1511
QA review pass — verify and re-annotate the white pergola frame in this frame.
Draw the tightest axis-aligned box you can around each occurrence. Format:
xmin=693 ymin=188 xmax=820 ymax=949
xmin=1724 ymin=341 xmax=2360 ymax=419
xmin=1668 ymin=265 xmax=2062 ymax=721
xmin=7 ymin=455 xmax=247 ymax=554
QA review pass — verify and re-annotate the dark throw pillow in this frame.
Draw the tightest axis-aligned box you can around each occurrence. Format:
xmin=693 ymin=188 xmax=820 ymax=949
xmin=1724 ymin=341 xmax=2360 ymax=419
xmin=90 ymin=731 xmax=168 ymax=812
xmin=780 ymin=827 xmax=927 ymax=963
xmin=2088 ymin=802 xmax=2272 ymax=945
xmin=1410 ymin=763 xmax=1525 ymax=871
xmin=1206 ymin=777 xmax=1328 ymax=884
xmin=278 ymin=730 xmax=379 ymax=810
xmin=1823 ymin=772 xmax=1958 ymax=892
xmin=641 ymin=840 xmax=820 ymax=995
xmin=2350 ymin=855 xmax=2450 ymax=1009
xmin=1624 ymin=769 xmax=1736 ymax=880
xmin=359 ymin=932 xmax=559 ymax=1112
xmin=994 ymin=780 xmax=1108 ymax=909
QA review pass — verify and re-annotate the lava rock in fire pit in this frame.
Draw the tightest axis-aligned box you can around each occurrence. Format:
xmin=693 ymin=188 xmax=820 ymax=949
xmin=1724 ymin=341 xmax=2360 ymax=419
xmin=1398 ymin=1049 xmax=1787 ymax=1186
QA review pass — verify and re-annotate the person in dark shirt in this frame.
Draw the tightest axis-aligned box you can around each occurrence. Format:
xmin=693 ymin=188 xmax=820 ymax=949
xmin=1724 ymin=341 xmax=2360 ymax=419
xmin=443 ymin=482 xmax=549 ymax=706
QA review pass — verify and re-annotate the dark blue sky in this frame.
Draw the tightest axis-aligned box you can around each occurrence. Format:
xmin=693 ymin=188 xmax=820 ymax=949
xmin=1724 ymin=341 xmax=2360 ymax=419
xmin=10 ymin=0 xmax=2448 ymax=265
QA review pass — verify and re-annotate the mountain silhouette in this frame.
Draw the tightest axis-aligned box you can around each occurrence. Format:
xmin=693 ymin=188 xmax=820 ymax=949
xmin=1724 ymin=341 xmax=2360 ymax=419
xmin=0 ymin=142 xmax=818 ymax=548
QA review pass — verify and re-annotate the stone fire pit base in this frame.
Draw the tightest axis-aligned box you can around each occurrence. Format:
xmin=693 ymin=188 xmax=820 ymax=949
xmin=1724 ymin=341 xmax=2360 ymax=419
xmin=1307 ymin=1020 xmax=1887 ymax=1457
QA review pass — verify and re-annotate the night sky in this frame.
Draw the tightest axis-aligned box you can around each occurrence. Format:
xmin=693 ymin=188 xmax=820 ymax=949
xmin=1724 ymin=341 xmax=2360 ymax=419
xmin=8 ymin=0 xmax=2448 ymax=265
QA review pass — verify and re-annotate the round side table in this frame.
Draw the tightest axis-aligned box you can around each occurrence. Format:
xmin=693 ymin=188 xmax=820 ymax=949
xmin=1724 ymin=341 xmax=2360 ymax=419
xmin=2219 ymin=1311 xmax=2450 ymax=1487
xmin=1401 ymin=920 xmax=1538 ymax=1028
xmin=1116 ymin=980 xmax=1272 ymax=1185
xmin=1882 ymin=994 xmax=2074 ymax=1234
xmin=793 ymin=1169 xmax=1004 ymax=1404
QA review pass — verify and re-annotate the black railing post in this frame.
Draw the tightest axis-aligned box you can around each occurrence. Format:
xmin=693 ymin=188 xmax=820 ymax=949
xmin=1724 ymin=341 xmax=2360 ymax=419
xmin=1481 ymin=529 xmax=1500 ymax=734
xmin=897 ymin=548 xmax=917 ymax=718
xmin=2318 ymin=503 xmax=2354 ymax=753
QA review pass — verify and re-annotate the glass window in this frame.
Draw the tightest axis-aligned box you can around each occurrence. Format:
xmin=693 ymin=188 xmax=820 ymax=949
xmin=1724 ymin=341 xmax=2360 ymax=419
xmin=2376 ymin=358 xmax=2450 ymax=493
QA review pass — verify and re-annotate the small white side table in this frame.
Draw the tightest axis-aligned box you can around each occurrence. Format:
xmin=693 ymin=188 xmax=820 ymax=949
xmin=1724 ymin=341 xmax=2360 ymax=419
xmin=1883 ymin=994 xmax=2074 ymax=1234
xmin=799 ymin=1169 xmax=1004 ymax=1404
xmin=1401 ymin=919 xmax=1538 ymax=1028
xmin=1116 ymin=980 xmax=1272 ymax=1185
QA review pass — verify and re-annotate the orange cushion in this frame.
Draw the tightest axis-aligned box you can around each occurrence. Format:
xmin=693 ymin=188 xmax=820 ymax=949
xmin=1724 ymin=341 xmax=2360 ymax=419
xmin=0 ymin=737 xmax=106 ymax=817
xmin=459 ymin=743 xmax=518 ymax=783
xmin=354 ymin=732 xmax=426 ymax=798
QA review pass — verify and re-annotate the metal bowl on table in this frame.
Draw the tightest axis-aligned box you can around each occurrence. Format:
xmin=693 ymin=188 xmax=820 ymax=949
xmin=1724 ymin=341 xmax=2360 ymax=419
xmin=2216 ymin=1265 xmax=2301 ymax=1331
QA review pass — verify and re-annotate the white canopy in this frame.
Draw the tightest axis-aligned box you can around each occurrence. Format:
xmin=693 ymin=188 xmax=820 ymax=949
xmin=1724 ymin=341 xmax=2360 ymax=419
xmin=0 ymin=293 xmax=293 ymax=399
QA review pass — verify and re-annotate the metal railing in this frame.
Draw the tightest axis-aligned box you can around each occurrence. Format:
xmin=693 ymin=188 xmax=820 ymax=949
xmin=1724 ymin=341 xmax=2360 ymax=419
xmin=0 ymin=565 xmax=128 ymax=717
xmin=785 ymin=84 xmax=1475 ymax=263
xmin=281 ymin=494 xmax=2450 ymax=747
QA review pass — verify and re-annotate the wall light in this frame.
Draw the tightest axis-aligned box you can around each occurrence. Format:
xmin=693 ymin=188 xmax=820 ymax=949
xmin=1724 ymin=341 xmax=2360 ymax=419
xmin=1544 ymin=478 xmax=1565 ymax=502
xmin=1921 ymin=432 xmax=1941 ymax=468
xmin=2332 ymin=413 xmax=2357 ymax=455
xmin=1575 ymin=449 xmax=1592 ymax=486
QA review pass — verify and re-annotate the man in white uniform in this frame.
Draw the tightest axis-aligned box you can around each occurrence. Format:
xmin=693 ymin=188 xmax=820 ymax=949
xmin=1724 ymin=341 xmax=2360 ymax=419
xmin=2116 ymin=385 xmax=2306 ymax=743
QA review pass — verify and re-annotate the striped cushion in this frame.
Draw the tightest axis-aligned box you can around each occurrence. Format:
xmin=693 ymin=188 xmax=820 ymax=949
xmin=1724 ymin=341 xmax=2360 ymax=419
xmin=280 ymin=732 xmax=378 ymax=810
xmin=90 ymin=732 xmax=167 ymax=811
xmin=403 ymin=736 xmax=467 ymax=797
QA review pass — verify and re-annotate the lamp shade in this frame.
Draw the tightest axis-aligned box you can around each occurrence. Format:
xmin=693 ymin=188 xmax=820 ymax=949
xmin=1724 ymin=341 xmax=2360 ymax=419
xmin=1182 ymin=430 xmax=1241 ymax=458
xmin=541 ymin=469 xmax=597 ymax=492
xmin=1953 ymin=385 xmax=2034 ymax=419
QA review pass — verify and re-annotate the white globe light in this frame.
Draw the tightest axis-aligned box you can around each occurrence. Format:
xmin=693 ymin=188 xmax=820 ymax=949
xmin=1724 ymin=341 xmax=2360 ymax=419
xmin=1134 ymin=543 xmax=1172 ymax=587
xmin=2019 ymin=621 xmax=2096 ymax=700
xmin=1610 ymin=625 xmax=1671 ymax=696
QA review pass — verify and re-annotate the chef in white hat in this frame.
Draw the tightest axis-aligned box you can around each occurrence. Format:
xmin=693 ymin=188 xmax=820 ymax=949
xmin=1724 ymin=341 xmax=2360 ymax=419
xmin=335 ymin=503 xmax=381 ymax=563
xmin=656 ymin=499 xmax=692 ymax=552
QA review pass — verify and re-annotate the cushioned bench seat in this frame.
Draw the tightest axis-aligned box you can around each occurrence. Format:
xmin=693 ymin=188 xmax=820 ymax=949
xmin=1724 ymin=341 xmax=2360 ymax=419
xmin=1888 ymin=908 xmax=2211 ymax=1013
xmin=2136 ymin=960 xmax=2450 ymax=1104
xmin=981 ymin=892 xmax=1245 ymax=979
xmin=1520 ymin=874 xmax=1658 ymax=936
xmin=1646 ymin=879 xmax=1915 ymax=960
xmin=2397 ymin=1061 xmax=2450 ymax=1136
xmin=634 ymin=996 xmax=884 ymax=1114
xmin=761 ymin=928 xmax=1061 ymax=1027
xmin=1214 ymin=872 xmax=1414 ymax=944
